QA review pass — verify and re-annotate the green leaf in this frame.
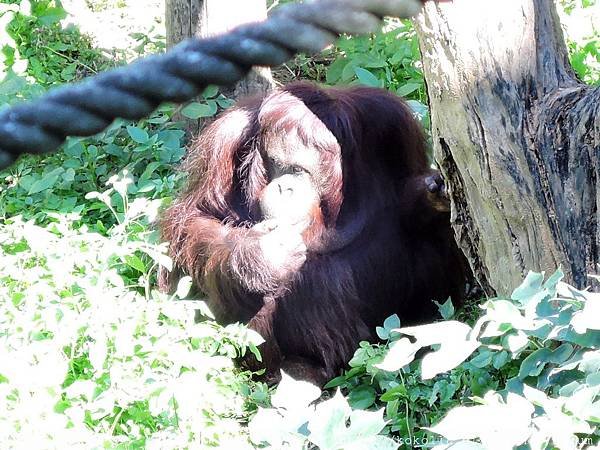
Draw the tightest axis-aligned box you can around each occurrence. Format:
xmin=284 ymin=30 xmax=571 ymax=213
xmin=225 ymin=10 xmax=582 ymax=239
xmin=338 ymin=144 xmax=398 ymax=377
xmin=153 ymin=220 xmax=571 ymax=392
xmin=139 ymin=161 xmax=162 ymax=182
xmin=181 ymin=101 xmax=218 ymax=119
xmin=470 ymin=350 xmax=493 ymax=369
xmin=543 ymin=268 xmax=564 ymax=291
xmin=65 ymin=139 xmax=84 ymax=157
xmin=124 ymin=254 xmax=146 ymax=273
xmin=550 ymin=343 xmax=574 ymax=364
xmin=435 ymin=297 xmax=455 ymax=320
xmin=249 ymin=343 xmax=262 ymax=362
xmin=427 ymin=393 xmax=533 ymax=447
xmin=342 ymin=61 xmax=358 ymax=82
xmin=308 ymin=391 xmax=352 ymax=449
xmin=380 ymin=385 xmax=408 ymax=402
xmin=217 ymin=98 xmax=234 ymax=109
xmin=348 ymin=385 xmax=376 ymax=409
xmin=354 ymin=67 xmax=383 ymax=87
xmin=421 ymin=339 xmax=480 ymax=379
xmin=349 ymin=347 xmax=369 ymax=368
xmin=326 ymin=58 xmax=349 ymax=84
xmin=383 ymin=314 xmax=401 ymax=331
xmin=519 ymin=348 xmax=552 ymax=379
xmin=63 ymin=168 xmax=75 ymax=183
xmin=28 ymin=168 xmax=64 ymax=195
xmin=429 ymin=380 xmax=458 ymax=406
xmin=271 ymin=373 xmax=321 ymax=410
xmin=308 ymin=391 xmax=392 ymax=450
xmin=175 ymin=276 xmax=193 ymax=299
xmin=374 ymin=338 xmax=419 ymax=372
xmin=511 ymin=271 xmax=545 ymax=304
xmin=37 ymin=7 xmax=68 ymax=26
xmin=203 ymin=85 xmax=219 ymax=98
xmin=126 ymin=126 xmax=150 ymax=144
xmin=53 ymin=399 xmax=71 ymax=414
xmin=396 ymin=82 xmax=420 ymax=97
xmin=0 ymin=72 xmax=27 ymax=95
xmin=323 ymin=375 xmax=347 ymax=389
xmin=376 ymin=326 xmax=389 ymax=340
xmin=492 ymin=351 xmax=510 ymax=369
xmin=406 ymin=100 xmax=428 ymax=122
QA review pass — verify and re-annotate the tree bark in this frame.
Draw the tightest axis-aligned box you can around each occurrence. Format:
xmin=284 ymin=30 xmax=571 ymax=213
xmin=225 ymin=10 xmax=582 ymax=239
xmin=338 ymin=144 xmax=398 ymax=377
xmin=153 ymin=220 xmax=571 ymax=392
xmin=165 ymin=0 xmax=274 ymax=134
xmin=415 ymin=0 xmax=600 ymax=295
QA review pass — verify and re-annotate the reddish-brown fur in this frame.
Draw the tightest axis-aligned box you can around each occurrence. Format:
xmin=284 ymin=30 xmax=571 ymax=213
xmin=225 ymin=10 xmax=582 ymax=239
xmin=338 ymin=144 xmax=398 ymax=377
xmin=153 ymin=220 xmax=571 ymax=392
xmin=160 ymin=82 xmax=466 ymax=385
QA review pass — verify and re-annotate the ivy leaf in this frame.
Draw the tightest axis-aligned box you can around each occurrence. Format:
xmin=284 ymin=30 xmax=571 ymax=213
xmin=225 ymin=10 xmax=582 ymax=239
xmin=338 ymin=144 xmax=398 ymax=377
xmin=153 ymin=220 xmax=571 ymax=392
xmin=470 ymin=349 xmax=493 ymax=369
xmin=249 ymin=408 xmax=291 ymax=447
xmin=406 ymin=99 xmax=428 ymax=122
xmin=572 ymin=296 xmax=600 ymax=333
xmin=421 ymin=338 xmax=480 ymax=379
xmin=308 ymin=391 xmax=352 ymax=449
xmin=376 ymin=326 xmax=389 ymax=340
xmin=37 ymin=7 xmax=68 ymax=26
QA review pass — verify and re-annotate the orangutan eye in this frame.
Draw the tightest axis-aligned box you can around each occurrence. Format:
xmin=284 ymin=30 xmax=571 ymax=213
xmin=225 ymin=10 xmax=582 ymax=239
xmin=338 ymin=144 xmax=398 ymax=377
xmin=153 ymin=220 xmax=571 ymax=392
xmin=290 ymin=165 xmax=305 ymax=174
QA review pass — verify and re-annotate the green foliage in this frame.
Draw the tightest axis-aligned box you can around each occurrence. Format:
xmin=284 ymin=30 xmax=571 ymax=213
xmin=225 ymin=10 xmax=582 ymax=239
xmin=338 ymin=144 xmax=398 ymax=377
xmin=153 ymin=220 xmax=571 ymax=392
xmin=181 ymin=85 xmax=233 ymax=119
xmin=312 ymin=270 xmax=598 ymax=449
xmin=249 ymin=374 xmax=397 ymax=449
xmin=0 ymin=203 xmax=267 ymax=447
xmin=0 ymin=103 xmax=187 ymax=229
xmin=568 ymin=38 xmax=599 ymax=85
xmin=559 ymin=0 xmax=599 ymax=85
xmin=560 ymin=0 xmax=597 ymax=15
xmin=275 ymin=18 xmax=430 ymax=127
xmin=326 ymin=20 xmax=426 ymax=101
xmin=0 ymin=5 xmax=255 ymax=445
xmin=3 ymin=0 xmax=110 ymax=87
xmin=325 ymin=20 xmax=429 ymax=128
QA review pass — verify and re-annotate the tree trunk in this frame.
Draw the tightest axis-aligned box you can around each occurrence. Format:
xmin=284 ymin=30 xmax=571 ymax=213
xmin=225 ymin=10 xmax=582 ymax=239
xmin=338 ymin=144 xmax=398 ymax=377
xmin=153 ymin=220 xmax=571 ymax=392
xmin=415 ymin=0 xmax=600 ymax=295
xmin=165 ymin=0 xmax=274 ymax=134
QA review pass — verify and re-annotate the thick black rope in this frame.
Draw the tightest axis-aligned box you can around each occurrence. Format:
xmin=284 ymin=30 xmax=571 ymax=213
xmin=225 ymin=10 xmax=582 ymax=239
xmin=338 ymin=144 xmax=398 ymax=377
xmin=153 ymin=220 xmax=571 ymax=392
xmin=0 ymin=0 xmax=424 ymax=169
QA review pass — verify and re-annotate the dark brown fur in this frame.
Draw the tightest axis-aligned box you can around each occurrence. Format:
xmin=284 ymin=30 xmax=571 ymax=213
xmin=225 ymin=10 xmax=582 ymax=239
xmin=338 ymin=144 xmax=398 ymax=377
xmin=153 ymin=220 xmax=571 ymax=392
xmin=160 ymin=82 xmax=466 ymax=385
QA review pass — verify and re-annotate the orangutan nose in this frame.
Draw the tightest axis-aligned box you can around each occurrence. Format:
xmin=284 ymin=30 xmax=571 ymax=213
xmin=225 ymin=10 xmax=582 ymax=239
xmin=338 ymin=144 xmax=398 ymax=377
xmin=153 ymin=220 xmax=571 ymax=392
xmin=277 ymin=182 xmax=293 ymax=196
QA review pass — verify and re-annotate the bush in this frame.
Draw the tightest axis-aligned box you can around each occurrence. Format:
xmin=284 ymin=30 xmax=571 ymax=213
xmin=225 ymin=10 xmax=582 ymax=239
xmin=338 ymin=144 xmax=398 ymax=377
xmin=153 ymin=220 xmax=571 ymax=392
xmin=248 ymin=270 xmax=600 ymax=449
xmin=0 ymin=180 xmax=268 ymax=448
xmin=2 ymin=0 xmax=109 ymax=87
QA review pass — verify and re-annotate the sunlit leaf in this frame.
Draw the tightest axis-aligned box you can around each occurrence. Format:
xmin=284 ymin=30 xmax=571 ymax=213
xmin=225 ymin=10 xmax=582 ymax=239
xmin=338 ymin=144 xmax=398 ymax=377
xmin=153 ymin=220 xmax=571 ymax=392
xmin=181 ymin=101 xmax=218 ymax=119
xmin=126 ymin=125 xmax=149 ymax=144
xmin=354 ymin=67 xmax=383 ymax=87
